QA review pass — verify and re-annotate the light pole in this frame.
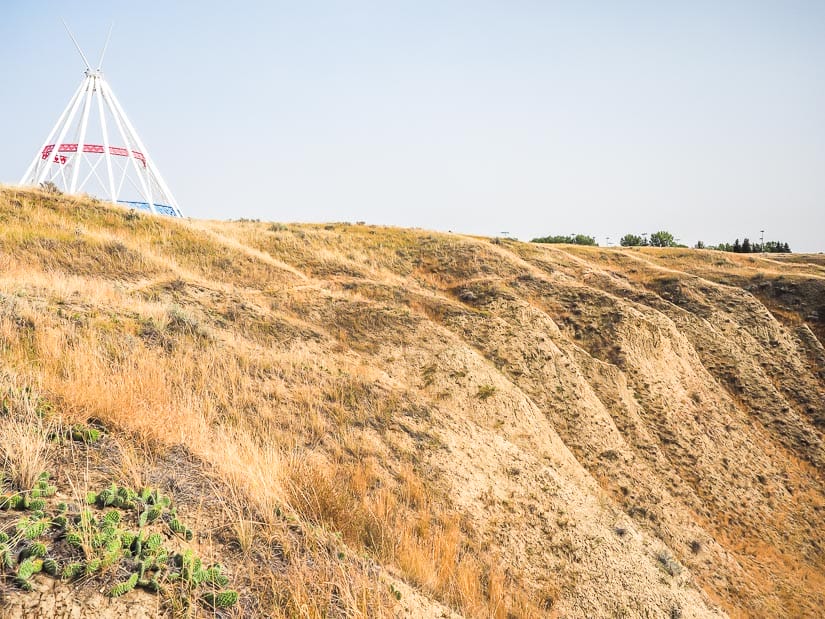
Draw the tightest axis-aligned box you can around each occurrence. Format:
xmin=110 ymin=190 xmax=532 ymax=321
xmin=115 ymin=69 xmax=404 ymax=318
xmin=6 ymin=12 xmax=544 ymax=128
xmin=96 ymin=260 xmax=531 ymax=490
xmin=760 ymin=230 xmax=765 ymax=253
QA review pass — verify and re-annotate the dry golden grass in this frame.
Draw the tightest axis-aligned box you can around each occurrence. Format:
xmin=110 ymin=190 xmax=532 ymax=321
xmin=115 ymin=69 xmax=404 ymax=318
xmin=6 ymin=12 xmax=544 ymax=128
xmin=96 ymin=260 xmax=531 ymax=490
xmin=0 ymin=379 xmax=55 ymax=492
xmin=0 ymin=188 xmax=538 ymax=617
xmin=1 ymin=187 xmax=824 ymax=618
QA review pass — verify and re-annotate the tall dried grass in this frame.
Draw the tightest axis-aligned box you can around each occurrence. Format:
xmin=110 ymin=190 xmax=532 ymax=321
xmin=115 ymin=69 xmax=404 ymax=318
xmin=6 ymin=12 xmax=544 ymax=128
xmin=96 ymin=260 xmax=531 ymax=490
xmin=0 ymin=378 xmax=55 ymax=492
xmin=0 ymin=189 xmax=542 ymax=617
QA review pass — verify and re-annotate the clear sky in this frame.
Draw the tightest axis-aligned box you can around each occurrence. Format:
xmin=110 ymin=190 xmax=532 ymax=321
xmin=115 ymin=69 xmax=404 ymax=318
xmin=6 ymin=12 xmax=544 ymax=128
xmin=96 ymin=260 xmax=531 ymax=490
xmin=2 ymin=1 xmax=824 ymax=251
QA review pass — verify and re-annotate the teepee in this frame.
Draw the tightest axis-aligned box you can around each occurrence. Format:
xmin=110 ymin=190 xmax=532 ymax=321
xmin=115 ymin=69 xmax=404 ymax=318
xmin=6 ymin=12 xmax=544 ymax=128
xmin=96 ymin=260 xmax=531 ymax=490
xmin=20 ymin=25 xmax=183 ymax=217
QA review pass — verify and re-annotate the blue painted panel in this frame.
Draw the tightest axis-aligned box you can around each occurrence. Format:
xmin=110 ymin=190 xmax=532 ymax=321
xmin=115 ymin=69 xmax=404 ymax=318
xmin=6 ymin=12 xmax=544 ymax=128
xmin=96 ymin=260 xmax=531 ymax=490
xmin=116 ymin=200 xmax=181 ymax=217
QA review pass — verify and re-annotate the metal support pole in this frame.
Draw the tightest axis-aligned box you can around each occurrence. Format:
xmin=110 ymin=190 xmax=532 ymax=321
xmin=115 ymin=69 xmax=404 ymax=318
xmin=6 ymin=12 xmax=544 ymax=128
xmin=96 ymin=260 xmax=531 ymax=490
xmin=94 ymin=77 xmax=117 ymax=202
xmin=70 ymin=74 xmax=95 ymax=192
xmin=104 ymin=81 xmax=182 ymax=216
xmin=21 ymin=79 xmax=85 ymax=185
xmin=34 ymin=76 xmax=89 ymax=186
xmin=99 ymin=79 xmax=156 ymax=214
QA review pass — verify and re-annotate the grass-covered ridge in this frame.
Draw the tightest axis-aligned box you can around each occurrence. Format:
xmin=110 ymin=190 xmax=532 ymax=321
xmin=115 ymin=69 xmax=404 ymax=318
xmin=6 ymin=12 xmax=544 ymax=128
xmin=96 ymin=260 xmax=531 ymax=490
xmin=0 ymin=186 xmax=824 ymax=618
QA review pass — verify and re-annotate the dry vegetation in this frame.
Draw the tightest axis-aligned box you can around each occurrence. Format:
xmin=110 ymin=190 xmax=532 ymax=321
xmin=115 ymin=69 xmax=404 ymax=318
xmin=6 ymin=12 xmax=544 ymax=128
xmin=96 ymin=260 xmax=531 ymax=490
xmin=0 ymin=186 xmax=823 ymax=617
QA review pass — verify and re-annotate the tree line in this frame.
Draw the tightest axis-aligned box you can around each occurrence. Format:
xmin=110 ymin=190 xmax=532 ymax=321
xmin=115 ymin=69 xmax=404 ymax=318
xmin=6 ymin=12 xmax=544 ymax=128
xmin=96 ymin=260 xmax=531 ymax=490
xmin=711 ymin=239 xmax=790 ymax=253
xmin=531 ymin=231 xmax=792 ymax=252
xmin=530 ymin=234 xmax=597 ymax=246
xmin=530 ymin=231 xmax=680 ymax=247
xmin=619 ymin=232 xmax=681 ymax=247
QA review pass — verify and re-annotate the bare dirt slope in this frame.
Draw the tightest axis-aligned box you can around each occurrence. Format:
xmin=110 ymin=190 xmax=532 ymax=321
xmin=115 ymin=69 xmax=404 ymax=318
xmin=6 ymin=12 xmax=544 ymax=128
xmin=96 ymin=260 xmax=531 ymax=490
xmin=0 ymin=187 xmax=823 ymax=618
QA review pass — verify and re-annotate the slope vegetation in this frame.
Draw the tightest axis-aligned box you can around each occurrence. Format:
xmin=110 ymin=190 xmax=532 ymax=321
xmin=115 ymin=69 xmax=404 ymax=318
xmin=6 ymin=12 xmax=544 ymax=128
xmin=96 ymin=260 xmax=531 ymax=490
xmin=0 ymin=187 xmax=823 ymax=617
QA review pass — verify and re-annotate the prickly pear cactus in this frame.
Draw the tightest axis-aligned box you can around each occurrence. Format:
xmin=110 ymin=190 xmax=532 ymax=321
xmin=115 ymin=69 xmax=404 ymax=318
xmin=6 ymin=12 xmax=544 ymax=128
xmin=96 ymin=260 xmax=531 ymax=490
xmin=31 ymin=478 xmax=57 ymax=498
xmin=205 ymin=564 xmax=230 ymax=586
xmin=109 ymin=572 xmax=139 ymax=597
xmin=120 ymin=530 xmax=137 ymax=549
xmin=69 ymin=424 xmax=101 ymax=444
xmin=85 ymin=557 xmax=102 ymax=575
xmin=27 ymin=498 xmax=46 ymax=512
xmin=62 ymin=562 xmax=84 ymax=579
xmin=17 ymin=517 xmax=48 ymax=539
xmin=42 ymin=557 xmax=59 ymax=576
xmin=0 ymin=493 xmax=23 ymax=510
xmin=97 ymin=484 xmax=117 ymax=507
xmin=169 ymin=517 xmax=193 ymax=541
xmin=0 ymin=474 xmax=236 ymax=610
xmin=146 ymin=505 xmax=163 ymax=523
xmin=51 ymin=514 xmax=68 ymax=528
xmin=145 ymin=532 xmax=163 ymax=552
xmin=65 ymin=531 xmax=83 ymax=548
xmin=15 ymin=557 xmax=43 ymax=590
xmin=21 ymin=541 xmax=47 ymax=559
xmin=201 ymin=590 xmax=239 ymax=608
xmin=1 ymin=543 xmax=14 ymax=568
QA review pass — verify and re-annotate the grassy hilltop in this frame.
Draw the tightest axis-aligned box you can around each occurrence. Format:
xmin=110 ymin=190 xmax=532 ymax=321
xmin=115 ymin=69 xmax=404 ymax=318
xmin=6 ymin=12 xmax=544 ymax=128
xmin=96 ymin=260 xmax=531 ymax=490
xmin=0 ymin=187 xmax=824 ymax=618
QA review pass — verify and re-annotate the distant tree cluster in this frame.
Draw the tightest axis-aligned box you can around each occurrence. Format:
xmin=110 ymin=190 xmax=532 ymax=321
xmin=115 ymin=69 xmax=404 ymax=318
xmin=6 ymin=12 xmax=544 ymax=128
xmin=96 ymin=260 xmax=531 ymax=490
xmin=531 ymin=234 xmax=597 ymax=246
xmin=620 ymin=231 xmax=683 ymax=247
xmin=532 ymin=230 xmax=792 ymax=253
xmin=711 ymin=239 xmax=791 ymax=253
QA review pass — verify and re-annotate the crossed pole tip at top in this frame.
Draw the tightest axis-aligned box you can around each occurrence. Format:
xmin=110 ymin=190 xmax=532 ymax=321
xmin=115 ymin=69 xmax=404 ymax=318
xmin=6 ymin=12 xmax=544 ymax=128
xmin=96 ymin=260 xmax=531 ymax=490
xmin=62 ymin=19 xmax=114 ymax=72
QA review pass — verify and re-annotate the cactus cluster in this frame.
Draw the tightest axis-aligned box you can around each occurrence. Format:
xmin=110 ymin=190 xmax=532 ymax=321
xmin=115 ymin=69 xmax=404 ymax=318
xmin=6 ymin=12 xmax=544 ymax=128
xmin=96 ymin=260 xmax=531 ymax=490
xmin=0 ymin=473 xmax=55 ymax=513
xmin=0 ymin=474 xmax=237 ymax=610
xmin=87 ymin=482 xmax=139 ymax=510
xmin=30 ymin=474 xmax=57 ymax=499
xmin=15 ymin=557 xmax=43 ymax=591
xmin=169 ymin=516 xmax=194 ymax=541
xmin=172 ymin=549 xmax=237 ymax=610
xmin=17 ymin=515 xmax=50 ymax=540
xmin=0 ymin=473 xmax=61 ymax=590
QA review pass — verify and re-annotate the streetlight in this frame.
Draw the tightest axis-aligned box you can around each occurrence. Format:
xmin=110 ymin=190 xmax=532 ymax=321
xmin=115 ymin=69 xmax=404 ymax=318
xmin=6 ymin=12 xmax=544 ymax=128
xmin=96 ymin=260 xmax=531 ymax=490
xmin=760 ymin=230 xmax=765 ymax=253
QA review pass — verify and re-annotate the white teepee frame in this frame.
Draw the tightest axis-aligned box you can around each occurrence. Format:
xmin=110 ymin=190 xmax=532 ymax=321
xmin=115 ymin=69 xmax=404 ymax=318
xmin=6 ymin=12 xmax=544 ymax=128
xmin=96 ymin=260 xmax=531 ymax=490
xmin=20 ymin=24 xmax=183 ymax=217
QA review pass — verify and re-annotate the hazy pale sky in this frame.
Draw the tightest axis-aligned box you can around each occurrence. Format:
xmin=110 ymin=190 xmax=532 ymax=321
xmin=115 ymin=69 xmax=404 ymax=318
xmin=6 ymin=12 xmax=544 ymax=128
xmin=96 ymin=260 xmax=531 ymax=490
xmin=2 ymin=1 xmax=824 ymax=251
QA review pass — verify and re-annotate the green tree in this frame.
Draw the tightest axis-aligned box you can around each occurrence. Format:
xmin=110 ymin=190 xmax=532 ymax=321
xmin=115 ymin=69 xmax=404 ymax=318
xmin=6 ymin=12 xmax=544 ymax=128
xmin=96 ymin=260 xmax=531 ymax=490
xmin=531 ymin=234 xmax=572 ymax=244
xmin=649 ymin=231 xmax=675 ymax=247
xmin=733 ymin=238 xmax=741 ymax=253
xmin=742 ymin=238 xmax=752 ymax=253
xmin=531 ymin=234 xmax=597 ymax=246
xmin=620 ymin=234 xmax=644 ymax=247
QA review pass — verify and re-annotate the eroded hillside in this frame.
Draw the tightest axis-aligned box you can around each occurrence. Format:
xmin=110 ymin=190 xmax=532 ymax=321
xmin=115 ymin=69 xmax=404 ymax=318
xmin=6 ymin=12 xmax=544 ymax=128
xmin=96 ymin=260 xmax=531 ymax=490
xmin=0 ymin=187 xmax=823 ymax=618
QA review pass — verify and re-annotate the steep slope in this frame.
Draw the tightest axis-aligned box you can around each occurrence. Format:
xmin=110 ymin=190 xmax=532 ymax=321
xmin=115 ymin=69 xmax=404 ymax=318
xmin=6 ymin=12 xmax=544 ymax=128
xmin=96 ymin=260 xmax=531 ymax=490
xmin=0 ymin=187 xmax=823 ymax=617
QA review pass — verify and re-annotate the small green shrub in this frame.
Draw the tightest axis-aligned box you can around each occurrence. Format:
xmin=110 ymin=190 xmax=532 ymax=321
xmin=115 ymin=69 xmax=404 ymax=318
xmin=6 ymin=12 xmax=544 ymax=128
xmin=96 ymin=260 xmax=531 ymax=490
xmin=39 ymin=181 xmax=62 ymax=195
xmin=477 ymin=384 xmax=497 ymax=400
